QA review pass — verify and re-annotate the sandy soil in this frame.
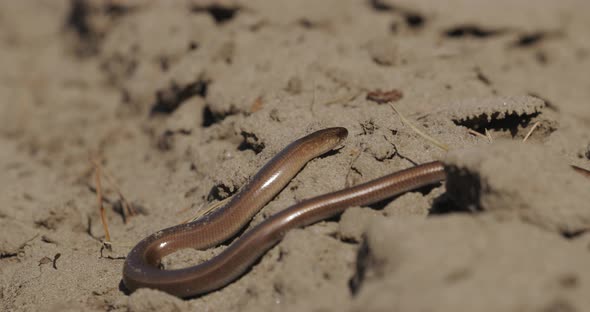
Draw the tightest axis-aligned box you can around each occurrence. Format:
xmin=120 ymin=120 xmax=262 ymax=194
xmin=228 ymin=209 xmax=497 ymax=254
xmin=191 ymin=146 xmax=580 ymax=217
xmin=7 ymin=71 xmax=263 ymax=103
xmin=1 ymin=1 xmax=590 ymax=311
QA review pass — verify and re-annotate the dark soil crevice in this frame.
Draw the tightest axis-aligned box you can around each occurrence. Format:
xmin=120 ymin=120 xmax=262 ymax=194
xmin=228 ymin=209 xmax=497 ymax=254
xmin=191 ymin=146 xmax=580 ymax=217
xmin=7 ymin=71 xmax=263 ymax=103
xmin=445 ymin=25 xmax=506 ymax=38
xmin=349 ymin=238 xmax=370 ymax=295
xmin=452 ymin=111 xmax=541 ymax=137
xmin=238 ymin=131 xmax=266 ymax=154
xmin=191 ymin=4 xmax=240 ymax=24
xmin=150 ymin=78 xmax=209 ymax=116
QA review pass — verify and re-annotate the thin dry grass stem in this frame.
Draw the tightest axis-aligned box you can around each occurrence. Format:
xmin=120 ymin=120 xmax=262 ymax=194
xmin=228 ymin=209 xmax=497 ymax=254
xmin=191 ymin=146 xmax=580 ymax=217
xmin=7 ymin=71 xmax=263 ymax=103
xmin=92 ymin=159 xmax=111 ymax=243
xmin=485 ymin=129 xmax=494 ymax=142
xmin=389 ymin=103 xmax=449 ymax=152
xmin=468 ymin=128 xmax=493 ymax=143
xmin=182 ymin=196 xmax=233 ymax=224
xmin=102 ymin=168 xmax=136 ymax=219
xmin=89 ymin=158 xmax=135 ymax=222
xmin=176 ymin=205 xmax=193 ymax=216
xmin=522 ymin=121 xmax=540 ymax=142
xmin=345 ymin=146 xmax=364 ymax=188
xmin=468 ymin=129 xmax=488 ymax=140
xmin=323 ymin=90 xmax=361 ymax=106
xmin=178 ymin=203 xmax=205 ymax=224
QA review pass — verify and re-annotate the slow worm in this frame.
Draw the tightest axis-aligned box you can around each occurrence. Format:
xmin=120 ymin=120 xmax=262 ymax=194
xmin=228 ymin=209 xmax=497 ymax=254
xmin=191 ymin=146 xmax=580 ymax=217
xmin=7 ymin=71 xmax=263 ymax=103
xmin=122 ymin=127 xmax=443 ymax=297
xmin=122 ymin=127 xmax=590 ymax=297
